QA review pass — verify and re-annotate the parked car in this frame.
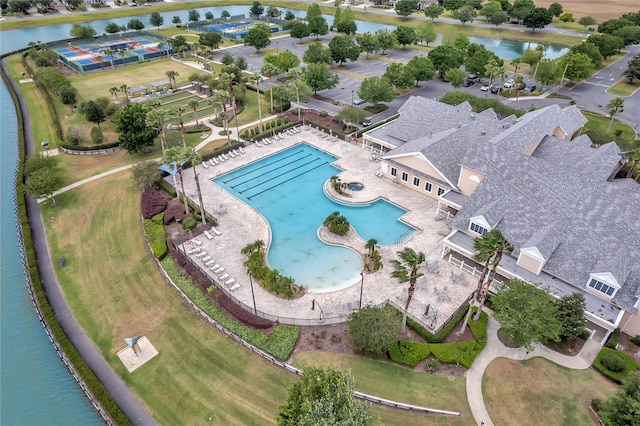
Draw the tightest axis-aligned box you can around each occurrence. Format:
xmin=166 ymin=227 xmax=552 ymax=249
xmin=467 ymin=73 xmax=478 ymax=80
xmin=503 ymin=79 xmax=514 ymax=88
xmin=523 ymin=84 xmax=537 ymax=93
xmin=361 ymin=118 xmax=372 ymax=126
xmin=490 ymin=86 xmax=502 ymax=94
xmin=480 ymin=84 xmax=491 ymax=92
xmin=463 ymin=79 xmax=475 ymax=87
xmin=353 ymin=98 xmax=365 ymax=105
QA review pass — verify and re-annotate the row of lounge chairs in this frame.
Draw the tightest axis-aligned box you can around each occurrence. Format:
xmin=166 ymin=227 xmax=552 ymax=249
xmin=203 ymin=227 xmax=221 ymax=240
xmin=190 ymin=247 xmax=240 ymax=291
xmin=255 ymin=126 xmax=302 ymax=147
xmin=202 ymin=148 xmax=246 ymax=169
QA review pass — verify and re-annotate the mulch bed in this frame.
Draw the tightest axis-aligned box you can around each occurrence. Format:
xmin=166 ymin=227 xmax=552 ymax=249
xmin=282 ymin=108 xmax=350 ymax=135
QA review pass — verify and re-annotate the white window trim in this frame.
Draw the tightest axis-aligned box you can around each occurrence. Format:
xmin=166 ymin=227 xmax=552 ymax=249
xmin=517 ymin=247 xmax=545 ymax=275
xmin=587 ymin=278 xmax=618 ymax=297
xmin=412 ymin=176 xmax=420 ymax=187
xmin=424 ymin=182 xmax=432 ymax=193
xmin=437 ymin=187 xmax=445 ymax=196
xmin=469 ymin=215 xmax=491 ymax=236
xmin=390 ymin=167 xmax=397 ymax=177
xmin=401 ymin=172 xmax=408 ymax=182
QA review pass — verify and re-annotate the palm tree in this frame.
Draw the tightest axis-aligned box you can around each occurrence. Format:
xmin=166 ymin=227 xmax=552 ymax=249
xmin=365 ymin=238 xmax=377 ymax=257
xmin=120 ymin=84 xmax=129 ymax=102
xmin=183 ymin=148 xmax=206 ymax=225
xmin=219 ymin=72 xmax=240 ymax=140
xmin=188 ymin=99 xmax=200 ymax=126
xmin=157 ymin=41 xmax=167 ymax=57
xmin=532 ymin=45 xmax=546 ymax=80
xmin=261 ymin=62 xmax=279 ymax=113
xmin=146 ymin=108 xmax=169 ymax=153
xmin=166 ymin=70 xmax=179 ymax=89
xmin=162 ymin=146 xmax=190 ymax=214
xmin=606 ymin=97 xmax=624 ymax=132
xmin=109 ymin=86 xmax=120 ymax=102
xmin=105 ymin=48 xmax=115 ymax=68
xmin=212 ymin=89 xmax=231 ymax=145
xmin=192 ymin=42 xmax=200 ymax=59
xmin=511 ymin=57 xmax=521 ymax=78
xmin=391 ymin=247 xmax=426 ymax=333
xmin=248 ymin=72 xmax=264 ymax=134
xmin=458 ymin=229 xmax=514 ymax=334
xmin=286 ymin=69 xmax=304 ymax=121
xmin=171 ymin=105 xmax=187 ymax=148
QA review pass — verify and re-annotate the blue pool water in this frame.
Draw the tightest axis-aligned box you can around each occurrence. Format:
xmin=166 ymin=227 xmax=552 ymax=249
xmin=214 ymin=144 xmax=416 ymax=292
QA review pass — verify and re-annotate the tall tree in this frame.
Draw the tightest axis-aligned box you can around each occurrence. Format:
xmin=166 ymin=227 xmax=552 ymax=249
xmin=146 ymin=108 xmax=169 ymax=153
xmin=183 ymin=147 xmax=206 ymax=224
xmin=162 ymin=147 xmax=190 ymax=214
xmin=23 ymin=155 xmax=63 ymax=205
xmin=348 ymin=305 xmax=401 ymax=357
xmin=559 ymin=52 xmax=595 ymax=83
xmin=248 ymin=73 xmax=264 ymax=133
xmin=492 ymin=279 xmax=562 ymax=351
xmin=130 ymin=160 xmax=161 ymax=190
xmin=278 ymin=366 xmax=373 ymax=426
xmin=245 ymin=23 xmax=271 ymax=53
xmin=405 ymin=56 xmax=436 ymax=86
xmin=328 ymin=36 xmax=361 ymax=66
xmin=375 ymin=29 xmax=397 ymax=54
xmin=187 ymin=9 xmax=200 ymax=23
xmin=249 ymin=0 xmax=264 ymax=17
xmin=453 ymin=5 xmax=476 ymax=25
xmin=82 ymin=100 xmax=106 ymax=129
xmin=424 ymin=3 xmax=444 ymax=21
xmin=303 ymin=42 xmax=333 ymax=65
xmin=289 ymin=20 xmax=310 ymax=42
xmin=395 ymin=0 xmax=418 ymax=18
xmin=166 ymin=70 xmax=179 ymax=89
xmin=335 ymin=6 xmax=357 ymax=35
xmin=171 ymin=104 xmax=187 ymax=148
xmin=428 ymin=44 xmax=465 ymax=77
xmin=383 ymin=63 xmax=414 ymax=89
xmin=306 ymin=3 xmax=329 ymax=39
xmin=606 ymin=97 xmax=624 ymax=132
xmin=390 ymin=247 xmax=426 ymax=333
xmin=70 ymin=23 xmax=96 ymax=39
xmin=261 ymin=62 xmax=279 ymax=112
xmin=116 ymin=103 xmax=157 ymax=154
xmin=109 ymin=86 xmax=120 ymax=102
xmin=303 ymin=63 xmax=339 ymax=94
xmin=286 ymin=69 xmax=311 ymax=121
xmin=416 ymin=22 xmax=437 ymax=46
xmin=394 ymin=25 xmax=417 ymax=48
xmin=187 ymin=99 xmax=200 ymax=126
xmin=523 ymin=7 xmax=553 ymax=31
xmin=219 ymin=72 xmax=241 ymax=141
xmin=623 ymin=53 xmax=640 ymax=83
xmin=212 ymin=89 xmax=231 ymax=144
xmin=547 ymin=2 xmax=563 ymax=17
xmin=598 ymin=375 xmax=640 ymax=426
xmin=358 ymin=76 xmax=394 ymax=107
xmin=356 ymin=32 xmax=379 ymax=59
xmin=555 ymin=293 xmax=586 ymax=341
xmin=578 ymin=15 xmax=597 ymax=29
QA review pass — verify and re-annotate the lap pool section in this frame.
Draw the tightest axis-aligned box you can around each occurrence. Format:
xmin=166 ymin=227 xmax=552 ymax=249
xmin=213 ymin=143 xmax=417 ymax=293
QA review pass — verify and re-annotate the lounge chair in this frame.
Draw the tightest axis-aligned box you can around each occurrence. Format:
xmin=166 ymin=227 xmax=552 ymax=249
xmin=186 ymin=247 xmax=199 ymax=254
xmin=204 ymin=230 xmax=213 ymax=240
xmin=262 ymin=138 xmax=270 ymax=145
xmin=225 ymin=278 xmax=236 ymax=287
xmin=195 ymin=251 xmax=207 ymax=258
xmin=210 ymin=264 xmax=221 ymax=270
xmin=255 ymin=141 xmax=262 ymax=147
xmin=192 ymin=239 xmax=202 ymax=245
xmin=212 ymin=157 xmax=219 ymax=165
xmin=201 ymin=255 xmax=211 ymax=262
xmin=217 ymin=156 xmax=225 ymax=163
xmin=287 ymin=129 xmax=295 ymax=135
xmin=211 ymin=228 xmax=221 ymax=236
xmin=202 ymin=161 xmax=209 ymax=169
xmin=239 ymin=147 xmax=246 ymax=154
xmin=218 ymin=273 xmax=229 ymax=281
xmin=205 ymin=260 xmax=215 ymax=266
xmin=222 ymin=154 xmax=229 ymax=160
xmin=209 ymin=159 xmax=216 ymax=166
xmin=230 ymin=283 xmax=241 ymax=291
xmin=229 ymin=151 xmax=236 ymax=158
xmin=213 ymin=266 xmax=225 ymax=273
xmin=233 ymin=149 xmax=241 ymax=156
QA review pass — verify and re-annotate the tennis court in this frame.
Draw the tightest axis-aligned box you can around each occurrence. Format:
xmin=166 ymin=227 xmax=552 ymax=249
xmin=201 ymin=20 xmax=280 ymax=40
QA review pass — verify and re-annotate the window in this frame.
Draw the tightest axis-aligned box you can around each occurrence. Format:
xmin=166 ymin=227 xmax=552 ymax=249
xmin=470 ymin=222 xmax=488 ymax=235
xmin=437 ymin=187 xmax=446 ymax=196
xmin=390 ymin=167 xmax=397 ymax=177
xmin=588 ymin=278 xmax=616 ymax=296
xmin=413 ymin=177 xmax=420 ymax=187
xmin=424 ymin=182 xmax=432 ymax=192
xmin=401 ymin=172 xmax=408 ymax=182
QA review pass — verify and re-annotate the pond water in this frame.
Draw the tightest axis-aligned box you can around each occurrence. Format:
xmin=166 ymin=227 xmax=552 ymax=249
xmin=469 ymin=37 xmax=569 ymax=60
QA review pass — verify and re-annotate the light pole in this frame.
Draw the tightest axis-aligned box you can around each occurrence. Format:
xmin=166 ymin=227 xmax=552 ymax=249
xmin=248 ymin=271 xmax=257 ymax=315
xmin=351 ymin=90 xmax=354 ymax=106
xmin=276 ymin=41 xmax=279 ymax=54
xmin=520 ymin=350 xmax=530 ymax=366
xmin=176 ymin=220 xmax=186 ymax=254
xmin=359 ymin=272 xmax=364 ymax=308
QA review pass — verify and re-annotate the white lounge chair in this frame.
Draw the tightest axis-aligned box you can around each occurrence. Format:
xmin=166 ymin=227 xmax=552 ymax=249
xmin=213 ymin=266 xmax=224 ymax=273
xmin=202 ymin=161 xmax=209 ymax=169
xmin=204 ymin=230 xmax=213 ymax=240
xmin=222 ymin=154 xmax=229 ymax=160
xmin=219 ymin=273 xmax=229 ymax=280
xmin=195 ymin=251 xmax=207 ymax=258
xmin=229 ymin=151 xmax=236 ymax=158
xmin=217 ymin=156 xmax=225 ymax=163
xmin=192 ymin=239 xmax=202 ymax=245
xmin=262 ymin=138 xmax=269 ymax=145
xmin=230 ymin=283 xmax=241 ymax=291
xmin=211 ymin=228 xmax=221 ymax=236
xmin=210 ymin=264 xmax=221 ymax=270
xmin=233 ymin=149 xmax=241 ymax=156
xmin=205 ymin=260 xmax=215 ymax=266
xmin=239 ymin=147 xmax=246 ymax=154
xmin=213 ymin=157 xmax=220 ymax=165
xmin=255 ymin=141 xmax=262 ymax=147
xmin=201 ymin=256 xmax=211 ymax=262
xmin=209 ymin=159 xmax=216 ymax=166
xmin=186 ymin=247 xmax=200 ymax=254
xmin=225 ymin=278 xmax=236 ymax=287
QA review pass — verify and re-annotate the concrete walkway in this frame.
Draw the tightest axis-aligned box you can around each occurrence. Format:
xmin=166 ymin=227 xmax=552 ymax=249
xmin=466 ymin=311 xmax=602 ymax=426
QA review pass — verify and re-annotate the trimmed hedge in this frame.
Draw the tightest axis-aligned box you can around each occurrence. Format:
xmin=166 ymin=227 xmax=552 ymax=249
xmin=593 ymin=347 xmax=639 ymax=384
xmin=468 ymin=307 xmax=488 ymax=345
xmin=160 ymin=257 xmax=299 ymax=361
xmin=2 ymin=57 xmax=130 ymax=425
xmin=143 ymin=213 xmax=168 ymax=260
xmin=389 ymin=340 xmax=431 ymax=367
xmin=429 ymin=340 xmax=483 ymax=369
xmin=59 ymin=141 xmax=120 ymax=151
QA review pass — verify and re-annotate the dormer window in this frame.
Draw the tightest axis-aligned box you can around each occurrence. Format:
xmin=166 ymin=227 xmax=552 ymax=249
xmin=469 ymin=215 xmax=491 ymax=235
xmin=588 ymin=278 xmax=616 ymax=296
xmin=586 ymin=273 xmax=620 ymax=298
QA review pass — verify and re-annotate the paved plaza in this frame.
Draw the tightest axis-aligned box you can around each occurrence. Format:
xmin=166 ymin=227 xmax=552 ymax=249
xmin=175 ymin=126 xmax=475 ymax=331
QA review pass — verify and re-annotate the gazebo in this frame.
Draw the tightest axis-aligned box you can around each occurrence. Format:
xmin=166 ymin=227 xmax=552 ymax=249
xmin=127 ymin=85 xmax=148 ymax=98
xmin=150 ymin=80 xmax=171 ymax=93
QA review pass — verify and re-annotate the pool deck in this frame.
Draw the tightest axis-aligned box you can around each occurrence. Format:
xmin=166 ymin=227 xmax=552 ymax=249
xmin=175 ymin=126 xmax=475 ymax=331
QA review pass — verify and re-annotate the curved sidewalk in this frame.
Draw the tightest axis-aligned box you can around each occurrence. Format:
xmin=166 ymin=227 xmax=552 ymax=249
xmin=466 ymin=313 xmax=602 ymax=426
xmin=2 ymin=57 xmax=158 ymax=426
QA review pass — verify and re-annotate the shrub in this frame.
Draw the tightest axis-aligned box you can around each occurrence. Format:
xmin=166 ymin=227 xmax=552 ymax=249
xmin=605 ymin=328 xmax=621 ymax=349
xmin=429 ymin=340 xmax=482 ymax=368
xmin=323 ymin=211 xmax=350 ymax=236
xmin=141 ymin=189 xmax=168 ymax=219
xmin=143 ymin=213 xmax=168 ymax=260
xmin=468 ymin=307 xmax=488 ymax=345
xmin=591 ymin=398 xmax=603 ymax=411
xmin=593 ymin=347 xmax=639 ymax=384
xmin=182 ymin=217 xmax=197 ymax=230
xmin=90 ymin=126 xmax=103 ymax=144
xmin=276 ymin=118 xmax=282 ymax=126
xmin=407 ymin=304 xmax=469 ymax=343
xmin=66 ymin=126 xmax=80 ymax=145
xmin=319 ymin=110 xmax=328 ymax=117
xmin=559 ymin=12 xmax=574 ymax=22
xmin=389 ymin=340 xmax=430 ymax=367
xmin=632 ymin=335 xmax=640 ymax=347
xmin=602 ymin=352 xmax=626 ymax=372
xmin=283 ymin=116 xmax=290 ymax=124
xmin=160 ymin=257 xmax=299 ymax=360
xmin=426 ymin=357 xmax=441 ymax=373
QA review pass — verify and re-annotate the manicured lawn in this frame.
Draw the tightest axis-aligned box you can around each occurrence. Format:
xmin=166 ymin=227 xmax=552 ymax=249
xmin=69 ymin=58 xmax=203 ymax=101
xmin=484 ymin=357 xmax=617 ymax=426
xmin=607 ymin=78 xmax=640 ymax=97
xmin=581 ymin=111 xmax=638 ymax=151
xmin=41 ymin=172 xmax=295 ymax=424
xmin=293 ymin=351 xmax=472 ymax=425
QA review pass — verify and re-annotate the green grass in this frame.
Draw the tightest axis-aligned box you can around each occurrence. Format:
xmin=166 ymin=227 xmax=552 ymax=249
xmin=606 ymin=78 xmax=640 ymax=97
xmin=41 ymin=172 xmax=295 ymax=425
xmin=592 ymin=347 xmax=640 ymax=384
xmin=581 ymin=111 xmax=638 ymax=151
xmin=293 ymin=351 xmax=472 ymax=424
xmin=484 ymin=357 xmax=617 ymax=426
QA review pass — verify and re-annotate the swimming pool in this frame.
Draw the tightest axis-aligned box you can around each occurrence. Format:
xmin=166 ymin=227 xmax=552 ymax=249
xmin=213 ymin=143 xmax=417 ymax=292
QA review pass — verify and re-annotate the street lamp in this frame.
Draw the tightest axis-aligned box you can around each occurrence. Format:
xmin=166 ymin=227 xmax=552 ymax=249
xmin=276 ymin=41 xmax=279 ymax=54
xmin=176 ymin=219 xmax=186 ymax=254
xmin=359 ymin=272 xmax=364 ymax=308
xmin=520 ymin=350 xmax=530 ymax=366
xmin=351 ymin=90 xmax=354 ymax=106
xmin=248 ymin=271 xmax=257 ymax=315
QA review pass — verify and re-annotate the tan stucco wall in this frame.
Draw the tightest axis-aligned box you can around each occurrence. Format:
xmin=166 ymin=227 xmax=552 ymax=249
xmin=384 ymin=162 xmax=441 ymax=200
xmin=584 ymin=285 xmax=614 ymax=302
xmin=516 ymin=252 xmax=542 ymax=275
xmin=392 ymin=155 xmax=447 ymax=182
xmin=552 ymin=125 xmax=567 ymax=140
xmin=458 ymin=166 xmax=485 ymax=196
xmin=620 ymin=311 xmax=640 ymax=336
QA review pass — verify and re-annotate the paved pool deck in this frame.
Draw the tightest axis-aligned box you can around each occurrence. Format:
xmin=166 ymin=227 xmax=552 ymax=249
xmin=175 ymin=126 xmax=474 ymax=329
